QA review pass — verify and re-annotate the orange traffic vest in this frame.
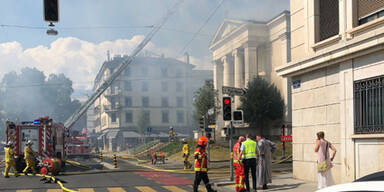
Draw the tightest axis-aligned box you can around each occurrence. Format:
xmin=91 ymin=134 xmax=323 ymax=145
xmin=233 ymin=142 xmax=242 ymax=163
xmin=194 ymin=146 xmax=207 ymax=172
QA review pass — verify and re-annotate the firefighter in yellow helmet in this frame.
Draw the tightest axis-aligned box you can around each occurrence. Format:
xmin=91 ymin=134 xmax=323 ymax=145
xmin=23 ymin=140 xmax=37 ymax=175
xmin=4 ymin=141 xmax=19 ymax=178
xmin=182 ymin=138 xmax=192 ymax=170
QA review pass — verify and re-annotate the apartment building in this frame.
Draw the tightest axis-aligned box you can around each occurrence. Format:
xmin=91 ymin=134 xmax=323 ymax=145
xmin=277 ymin=0 xmax=384 ymax=184
xmin=92 ymin=54 xmax=212 ymax=151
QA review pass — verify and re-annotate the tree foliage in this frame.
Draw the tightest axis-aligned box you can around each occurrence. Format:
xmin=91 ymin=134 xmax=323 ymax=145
xmin=193 ymin=80 xmax=217 ymax=124
xmin=240 ymin=77 xmax=284 ymax=134
xmin=0 ymin=67 xmax=85 ymax=141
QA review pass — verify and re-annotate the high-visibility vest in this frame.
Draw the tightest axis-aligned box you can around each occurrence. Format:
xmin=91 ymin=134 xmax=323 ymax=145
xmin=242 ymin=139 xmax=257 ymax=159
xmin=194 ymin=146 xmax=208 ymax=172
xmin=4 ymin=147 xmax=15 ymax=162
xmin=233 ymin=142 xmax=241 ymax=163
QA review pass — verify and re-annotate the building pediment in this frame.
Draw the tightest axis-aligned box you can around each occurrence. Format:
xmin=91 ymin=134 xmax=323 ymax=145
xmin=209 ymin=19 xmax=247 ymax=49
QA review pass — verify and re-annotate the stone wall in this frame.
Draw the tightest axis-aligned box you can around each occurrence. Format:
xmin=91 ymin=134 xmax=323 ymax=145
xmin=291 ymin=65 xmax=342 ymax=183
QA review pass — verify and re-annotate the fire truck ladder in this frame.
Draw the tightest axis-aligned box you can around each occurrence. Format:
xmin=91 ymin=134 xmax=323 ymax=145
xmin=63 ymin=0 xmax=184 ymax=129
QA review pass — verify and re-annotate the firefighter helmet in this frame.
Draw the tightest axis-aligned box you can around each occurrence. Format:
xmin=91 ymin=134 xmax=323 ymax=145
xmin=6 ymin=141 xmax=13 ymax=146
xmin=197 ymin=136 xmax=208 ymax=146
xmin=26 ymin=140 xmax=33 ymax=146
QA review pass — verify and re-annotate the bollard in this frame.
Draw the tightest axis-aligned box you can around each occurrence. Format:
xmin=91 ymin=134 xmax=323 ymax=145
xmin=99 ymin=152 xmax=103 ymax=162
xmin=113 ymin=154 xmax=117 ymax=168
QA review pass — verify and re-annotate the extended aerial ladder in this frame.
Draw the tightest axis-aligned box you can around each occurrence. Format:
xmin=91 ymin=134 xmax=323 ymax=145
xmin=64 ymin=0 xmax=184 ymax=129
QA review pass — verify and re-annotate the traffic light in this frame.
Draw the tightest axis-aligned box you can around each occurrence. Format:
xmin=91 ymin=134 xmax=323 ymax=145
xmin=44 ymin=0 xmax=59 ymax=22
xmin=199 ymin=116 xmax=205 ymax=129
xmin=222 ymin=96 xmax=232 ymax=121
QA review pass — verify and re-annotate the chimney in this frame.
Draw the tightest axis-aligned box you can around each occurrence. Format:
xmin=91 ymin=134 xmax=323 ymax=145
xmin=184 ymin=52 xmax=190 ymax=65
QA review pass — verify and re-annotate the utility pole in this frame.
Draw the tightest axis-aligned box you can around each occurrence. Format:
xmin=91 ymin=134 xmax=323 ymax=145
xmin=229 ymin=120 xmax=234 ymax=181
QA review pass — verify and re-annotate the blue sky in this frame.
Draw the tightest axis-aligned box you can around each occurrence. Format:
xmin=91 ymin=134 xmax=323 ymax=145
xmin=0 ymin=0 xmax=289 ymax=98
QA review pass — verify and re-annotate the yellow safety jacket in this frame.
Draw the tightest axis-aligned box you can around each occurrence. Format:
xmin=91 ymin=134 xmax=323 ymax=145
xmin=4 ymin=147 xmax=15 ymax=163
xmin=242 ymin=139 xmax=257 ymax=159
xmin=182 ymin=144 xmax=189 ymax=156
xmin=24 ymin=146 xmax=36 ymax=160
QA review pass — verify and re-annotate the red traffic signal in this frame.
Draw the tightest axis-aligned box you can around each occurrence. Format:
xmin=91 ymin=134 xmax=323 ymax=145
xmin=222 ymin=96 xmax=232 ymax=121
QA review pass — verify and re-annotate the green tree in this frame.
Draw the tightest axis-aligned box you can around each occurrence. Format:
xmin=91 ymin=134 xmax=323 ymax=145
xmin=193 ymin=80 xmax=218 ymax=124
xmin=240 ymin=77 xmax=284 ymax=135
xmin=0 ymin=67 xmax=85 ymax=130
xmin=136 ymin=110 xmax=149 ymax=135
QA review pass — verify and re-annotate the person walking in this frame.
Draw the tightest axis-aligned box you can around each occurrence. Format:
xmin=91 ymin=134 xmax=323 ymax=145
xmin=233 ymin=136 xmax=246 ymax=192
xmin=256 ymin=135 xmax=276 ymax=190
xmin=315 ymin=131 xmax=336 ymax=189
xmin=23 ymin=140 xmax=37 ymax=175
xmin=193 ymin=136 xmax=216 ymax=192
xmin=239 ymin=134 xmax=257 ymax=192
xmin=4 ymin=141 xmax=19 ymax=178
xmin=182 ymin=138 xmax=192 ymax=170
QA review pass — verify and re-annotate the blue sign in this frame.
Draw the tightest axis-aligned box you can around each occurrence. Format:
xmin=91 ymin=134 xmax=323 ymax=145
xmin=293 ymin=80 xmax=301 ymax=89
xmin=147 ymin=127 xmax=152 ymax=133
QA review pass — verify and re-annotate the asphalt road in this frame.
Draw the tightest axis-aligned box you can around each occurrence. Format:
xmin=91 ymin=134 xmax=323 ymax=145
xmin=0 ymin=157 xmax=203 ymax=192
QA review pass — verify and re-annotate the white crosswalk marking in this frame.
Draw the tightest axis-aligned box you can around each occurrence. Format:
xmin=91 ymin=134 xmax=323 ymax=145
xmin=162 ymin=186 xmax=188 ymax=192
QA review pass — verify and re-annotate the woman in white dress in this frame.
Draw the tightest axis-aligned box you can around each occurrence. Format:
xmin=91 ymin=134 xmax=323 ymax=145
xmin=314 ymin=131 xmax=337 ymax=189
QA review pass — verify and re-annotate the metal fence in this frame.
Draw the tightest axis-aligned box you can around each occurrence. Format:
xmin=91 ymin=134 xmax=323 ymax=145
xmin=354 ymin=75 xmax=384 ymax=134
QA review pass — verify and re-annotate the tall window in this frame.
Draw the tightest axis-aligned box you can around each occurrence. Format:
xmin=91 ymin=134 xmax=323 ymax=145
xmin=142 ymin=81 xmax=148 ymax=92
xmin=177 ymin=97 xmax=183 ymax=107
xmin=358 ymin=1 xmax=384 ymax=25
xmin=142 ymin=67 xmax=148 ymax=77
xmin=125 ymin=96 xmax=132 ymax=107
xmin=126 ymin=68 xmax=131 ymax=76
xmin=125 ymin=112 xmax=133 ymax=123
xmin=161 ymin=81 xmax=168 ymax=92
xmin=161 ymin=67 xmax=168 ymax=77
xmin=354 ymin=75 xmax=384 ymax=134
xmin=161 ymin=97 xmax=169 ymax=107
xmin=162 ymin=111 xmax=169 ymax=123
xmin=111 ymin=113 xmax=117 ymax=123
xmin=176 ymin=82 xmax=183 ymax=92
xmin=142 ymin=96 xmax=149 ymax=107
xmin=177 ymin=111 xmax=184 ymax=123
xmin=318 ymin=0 xmax=339 ymax=42
xmin=144 ymin=111 xmax=150 ymax=123
xmin=125 ymin=81 xmax=132 ymax=91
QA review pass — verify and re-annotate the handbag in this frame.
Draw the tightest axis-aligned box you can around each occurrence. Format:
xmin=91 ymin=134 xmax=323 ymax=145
xmin=317 ymin=142 xmax=329 ymax=173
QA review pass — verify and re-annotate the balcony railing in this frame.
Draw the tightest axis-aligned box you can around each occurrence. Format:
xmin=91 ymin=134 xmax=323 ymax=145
xmin=103 ymin=104 xmax=121 ymax=112
xmin=104 ymin=89 xmax=121 ymax=98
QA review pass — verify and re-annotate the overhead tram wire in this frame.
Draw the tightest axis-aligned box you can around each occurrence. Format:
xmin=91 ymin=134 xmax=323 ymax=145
xmin=0 ymin=24 xmax=212 ymax=37
xmin=178 ymin=0 xmax=225 ymax=55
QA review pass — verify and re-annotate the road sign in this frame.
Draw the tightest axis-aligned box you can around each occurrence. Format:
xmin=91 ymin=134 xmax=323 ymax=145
xmin=222 ymin=86 xmax=246 ymax=96
xmin=280 ymin=135 xmax=292 ymax=142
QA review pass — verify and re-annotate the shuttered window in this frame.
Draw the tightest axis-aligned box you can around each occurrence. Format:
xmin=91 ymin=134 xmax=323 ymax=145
xmin=358 ymin=0 xmax=384 ymax=25
xmin=319 ymin=0 xmax=339 ymax=42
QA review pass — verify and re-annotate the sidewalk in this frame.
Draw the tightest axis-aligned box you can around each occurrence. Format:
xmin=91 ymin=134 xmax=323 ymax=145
xmin=214 ymin=172 xmax=318 ymax=192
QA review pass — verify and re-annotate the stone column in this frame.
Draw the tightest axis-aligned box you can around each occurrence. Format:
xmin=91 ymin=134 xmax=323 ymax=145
xmin=232 ymin=49 xmax=244 ymax=109
xmin=244 ymin=43 xmax=258 ymax=85
xmin=213 ymin=60 xmax=224 ymax=136
xmin=280 ymin=32 xmax=292 ymax=124
xmin=222 ymin=55 xmax=234 ymax=87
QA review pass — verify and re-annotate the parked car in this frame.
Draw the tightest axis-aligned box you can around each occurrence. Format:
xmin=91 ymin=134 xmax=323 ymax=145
xmin=317 ymin=171 xmax=384 ymax=192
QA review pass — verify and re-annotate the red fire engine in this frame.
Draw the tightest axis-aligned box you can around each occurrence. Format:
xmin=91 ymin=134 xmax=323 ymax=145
xmin=66 ymin=136 xmax=90 ymax=158
xmin=5 ymin=116 xmax=67 ymax=175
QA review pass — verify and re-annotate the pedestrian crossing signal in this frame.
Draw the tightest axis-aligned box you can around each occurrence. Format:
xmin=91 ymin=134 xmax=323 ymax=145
xmin=222 ymin=97 xmax=232 ymax=121
xmin=199 ymin=116 xmax=205 ymax=129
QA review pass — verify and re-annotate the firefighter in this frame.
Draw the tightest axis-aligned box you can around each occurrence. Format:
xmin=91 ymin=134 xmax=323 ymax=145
xmin=182 ymin=138 xmax=192 ymax=170
xmin=4 ymin=141 xmax=18 ymax=178
xmin=233 ymin=136 xmax=246 ymax=192
xmin=193 ymin=136 xmax=216 ymax=192
xmin=23 ymin=140 xmax=37 ymax=175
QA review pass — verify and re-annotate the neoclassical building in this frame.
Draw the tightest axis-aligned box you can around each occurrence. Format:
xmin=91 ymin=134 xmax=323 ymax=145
xmin=209 ymin=11 xmax=292 ymax=136
xmin=277 ymin=0 xmax=384 ymax=184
